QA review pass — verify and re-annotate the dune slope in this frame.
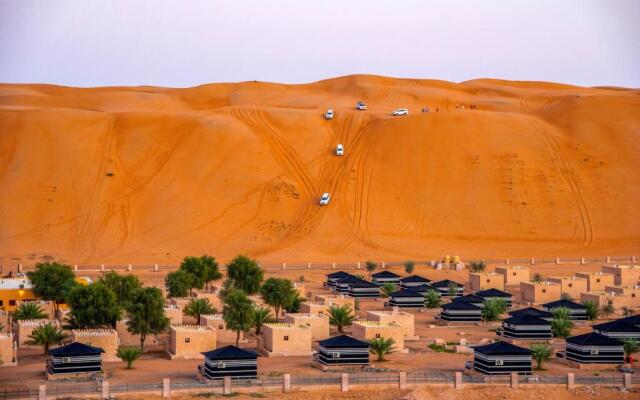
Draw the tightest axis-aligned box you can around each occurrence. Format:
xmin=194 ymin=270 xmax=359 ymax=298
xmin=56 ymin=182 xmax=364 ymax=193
xmin=1 ymin=75 xmax=639 ymax=265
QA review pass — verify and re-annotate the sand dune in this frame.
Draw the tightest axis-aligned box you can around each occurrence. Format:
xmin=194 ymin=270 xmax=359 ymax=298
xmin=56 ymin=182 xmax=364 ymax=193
xmin=1 ymin=75 xmax=639 ymax=265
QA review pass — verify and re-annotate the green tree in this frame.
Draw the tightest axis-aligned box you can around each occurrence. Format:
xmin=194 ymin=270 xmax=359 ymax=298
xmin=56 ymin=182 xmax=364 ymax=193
xmin=13 ymin=302 xmax=46 ymax=320
xmin=223 ymin=289 xmax=255 ymax=346
xmin=582 ymin=300 xmax=599 ymax=321
xmin=27 ymin=262 xmax=75 ymax=312
xmin=481 ymin=299 xmax=507 ymax=322
xmin=165 ymin=270 xmax=193 ymax=298
xmin=260 ymin=278 xmax=297 ymax=321
xmin=26 ymin=322 xmax=67 ymax=355
xmin=179 ymin=256 xmax=208 ymax=295
xmin=65 ymin=282 xmax=121 ymax=329
xmin=284 ymin=293 xmax=305 ymax=313
xmin=126 ymin=287 xmax=169 ymax=350
xmin=201 ymin=255 xmax=222 ymax=291
xmin=424 ymin=290 xmax=442 ymax=308
xmin=380 ymin=283 xmax=397 ymax=298
xmin=117 ymin=347 xmax=142 ymax=369
xmin=469 ymin=261 xmax=486 ymax=273
xmin=184 ymin=298 xmax=216 ymax=325
xmin=531 ymin=344 xmax=552 ymax=370
xmin=601 ymin=303 xmax=614 ymax=319
xmin=226 ymin=255 xmax=264 ymax=295
xmin=365 ymin=261 xmax=377 ymax=277
xmin=328 ymin=305 xmax=356 ymax=333
xmin=253 ymin=307 xmax=273 ymax=335
xmin=551 ymin=307 xmax=573 ymax=338
xmin=404 ymin=260 xmax=415 ymax=275
xmin=100 ymin=271 xmax=142 ymax=309
xmin=623 ymin=338 xmax=639 ymax=364
xmin=368 ymin=337 xmax=395 ymax=361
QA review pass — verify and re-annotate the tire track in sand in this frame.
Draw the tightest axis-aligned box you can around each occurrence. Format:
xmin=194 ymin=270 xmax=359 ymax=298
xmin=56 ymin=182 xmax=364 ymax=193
xmin=531 ymin=119 xmax=593 ymax=247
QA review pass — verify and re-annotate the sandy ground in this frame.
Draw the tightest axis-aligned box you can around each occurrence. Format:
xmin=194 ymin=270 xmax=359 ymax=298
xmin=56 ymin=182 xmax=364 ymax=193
xmin=1 ymin=75 xmax=639 ymax=267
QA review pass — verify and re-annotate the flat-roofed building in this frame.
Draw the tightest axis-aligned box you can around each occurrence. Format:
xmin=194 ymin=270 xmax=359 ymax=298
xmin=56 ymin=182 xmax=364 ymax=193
xmin=313 ymin=294 xmax=355 ymax=309
xmin=167 ymin=325 xmax=216 ymax=360
xmin=495 ymin=266 xmax=530 ymax=286
xmin=351 ymin=321 xmax=405 ymax=351
xmin=200 ymin=314 xmax=243 ymax=344
xmin=604 ymin=285 xmax=640 ymax=307
xmin=367 ymin=308 xmax=417 ymax=339
xmin=601 ymin=265 xmax=640 ymax=286
xmin=579 ymin=291 xmax=633 ymax=312
xmin=469 ymin=272 xmax=505 ymax=292
xmin=72 ymin=329 xmax=120 ymax=362
xmin=0 ymin=277 xmax=36 ymax=312
xmin=520 ymin=281 xmax=561 ymax=304
xmin=0 ymin=332 xmax=17 ymax=367
xmin=17 ymin=319 xmax=56 ymax=347
xmin=547 ymin=276 xmax=588 ymax=301
xmin=283 ymin=313 xmax=330 ymax=340
xmin=575 ymin=272 xmax=614 ymax=291
xmin=261 ymin=323 xmax=312 ymax=357
xmin=164 ymin=305 xmax=183 ymax=325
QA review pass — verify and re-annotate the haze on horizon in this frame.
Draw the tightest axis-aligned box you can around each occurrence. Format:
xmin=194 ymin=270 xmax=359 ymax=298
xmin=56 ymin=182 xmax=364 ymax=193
xmin=0 ymin=0 xmax=639 ymax=88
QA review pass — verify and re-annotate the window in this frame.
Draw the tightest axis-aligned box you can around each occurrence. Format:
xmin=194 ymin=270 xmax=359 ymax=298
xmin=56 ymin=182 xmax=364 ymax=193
xmin=486 ymin=279 xmax=490 ymax=283
xmin=185 ymin=338 xmax=191 ymax=343
xmin=0 ymin=300 xmax=3 ymax=306
xmin=542 ymin=289 xmax=546 ymax=294
xmin=495 ymin=359 xmax=504 ymax=366
xmin=284 ymin=336 xmax=289 ymax=341
xmin=375 ymin=333 xmax=381 ymax=338
xmin=218 ymin=325 xmax=224 ymax=329
xmin=9 ymin=300 xmax=16 ymax=306
xmin=568 ymin=283 xmax=573 ymax=287
xmin=596 ymin=279 xmax=601 ymax=283
xmin=513 ymin=272 xmax=517 ymax=276
xmin=590 ymin=348 xmax=598 ymax=355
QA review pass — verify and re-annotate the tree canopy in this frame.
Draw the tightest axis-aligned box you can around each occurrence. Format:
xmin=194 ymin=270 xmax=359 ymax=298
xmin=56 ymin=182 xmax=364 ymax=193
xmin=260 ymin=278 xmax=297 ymax=321
xmin=165 ymin=270 xmax=194 ymax=298
xmin=184 ymin=298 xmax=216 ymax=325
xmin=125 ymin=287 xmax=169 ymax=350
xmin=99 ymin=271 xmax=142 ymax=308
xmin=13 ymin=302 xmax=47 ymax=320
xmin=222 ymin=289 xmax=255 ymax=346
xmin=65 ymin=281 xmax=121 ymax=329
xmin=226 ymin=255 xmax=264 ymax=295
xmin=27 ymin=262 xmax=75 ymax=311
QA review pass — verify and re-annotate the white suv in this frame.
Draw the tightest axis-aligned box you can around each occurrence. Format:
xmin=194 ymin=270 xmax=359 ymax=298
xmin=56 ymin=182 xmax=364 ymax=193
xmin=325 ymin=109 xmax=334 ymax=119
xmin=336 ymin=144 xmax=344 ymax=156
xmin=355 ymin=102 xmax=367 ymax=110
xmin=319 ymin=193 xmax=331 ymax=205
xmin=392 ymin=108 xmax=409 ymax=116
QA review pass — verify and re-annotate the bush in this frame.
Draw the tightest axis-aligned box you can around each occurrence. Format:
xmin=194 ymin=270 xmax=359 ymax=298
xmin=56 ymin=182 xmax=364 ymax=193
xmin=481 ymin=299 xmax=507 ymax=322
xmin=117 ymin=347 xmax=142 ymax=369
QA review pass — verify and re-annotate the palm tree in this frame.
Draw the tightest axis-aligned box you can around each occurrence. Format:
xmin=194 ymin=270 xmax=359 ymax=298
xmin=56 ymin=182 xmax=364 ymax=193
xmin=404 ymin=260 xmax=415 ymax=275
xmin=13 ymin=302 xmax=46 ymax=320
xmin=424 ymin=290 xmax=441 ymax=308
xmin=184 ymin=298 xmax=216 ymax=325
xmin=601 ymin=303 xmax=614 ymax=319
xmin=117 ymin=347 xmax=142 ymax=369
xmin=469 ymin=261 xmax=486 ymax=273
xmin=328 ymin=305 xmax=356 ymax=333
xmin=369 ymin=337 xmax=395 ymax=361
xmin=623 ymin=338 xmax=639 ymax=364
xmin=481 ymin=299 xmax=507 ymax=322
xmin=551 ymin=307 xmax=573 ymax=338
xmin=365 ymin=261 xmax=377 ymax=278
xmin=380 ymin=283 xmax=397 ymax=298
xmin=530 ymin=344 xmax=552 ymax=370
xmin=253 ymin=307 xmax=273 ymax=335
xmin=582 ymin=300 xmax=598 ymax=321
xmin=26 ymin=322 xmax=67 ymax=355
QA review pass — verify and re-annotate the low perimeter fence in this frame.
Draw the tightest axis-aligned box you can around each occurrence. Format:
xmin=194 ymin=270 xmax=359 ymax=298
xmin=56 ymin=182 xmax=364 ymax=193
xmin=4 ymin=255 xmax=638 ymax=274
xmin=1 ymin=372 xmax=638 ymax=399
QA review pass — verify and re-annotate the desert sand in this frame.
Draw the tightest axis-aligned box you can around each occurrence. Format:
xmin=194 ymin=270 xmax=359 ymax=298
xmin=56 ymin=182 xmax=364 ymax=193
xmin=1 ymin=75 xmax=639 ymax=266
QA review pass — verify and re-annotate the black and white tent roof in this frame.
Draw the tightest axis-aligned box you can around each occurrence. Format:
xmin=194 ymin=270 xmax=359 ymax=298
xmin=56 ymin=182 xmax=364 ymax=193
xmin=337 ymin=275 xmax=361 ymax=284
xmin=543 ymin=299 xmax=586 ymax=310
xmin=318 ymin=335 xmax=369 ymax=348
xmin=327 ymin=271 xmax=354 ymax=279
xmin=202 ymin=345 xmax=258 ymax=360
xmin=502 ymin=314 xmax=550 ymax=325
xmin=371 ymin=271 xmax=401 ymax=279
xmin=475 ymin=288 xmax=512 ymax=298
xmin=400 ymin=275 xmax=430 ymax=283
xmin=566 ymin=332 xmax=622 ymax=346
xmin=508 ymin=307 xmax=552 ymax=319
xmin=49 ymin=342 xmax=104 ymax=357
xmin=442 ymin=301 xmax=481 ymax=311
xmin=431 ymin=279 xmax=463 ymax=288
xmin=619 ymin=315 xmax=640 ymax=325
xmin=474 ymin=341 xmax=531 ymax=356
xmin=593 ymin=320 xmax=640 ymax=334
xmin=350 ymin=279 xmax=378 ymax=288
xmin=452 ymin=294 xmax=485 ymax=304
xmin=406 ymin=284 xmax=432 ymax=292
xmin=390 ymin=289 xmax=424 ymax=298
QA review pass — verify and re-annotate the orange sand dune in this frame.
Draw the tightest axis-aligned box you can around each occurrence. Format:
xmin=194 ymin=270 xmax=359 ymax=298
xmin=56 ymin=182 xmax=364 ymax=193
xmin=1 ymin=75 xmax=639 ymax=266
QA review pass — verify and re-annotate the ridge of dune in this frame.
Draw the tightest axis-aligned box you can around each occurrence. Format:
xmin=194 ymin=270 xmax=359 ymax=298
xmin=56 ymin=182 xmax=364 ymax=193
xmin=0 ymin=75 xmax=639 ymax=265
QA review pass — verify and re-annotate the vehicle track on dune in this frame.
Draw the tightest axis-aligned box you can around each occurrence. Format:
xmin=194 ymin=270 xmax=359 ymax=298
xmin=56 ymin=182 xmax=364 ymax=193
xmin=531 ymin=119 xmax=593 ymax=247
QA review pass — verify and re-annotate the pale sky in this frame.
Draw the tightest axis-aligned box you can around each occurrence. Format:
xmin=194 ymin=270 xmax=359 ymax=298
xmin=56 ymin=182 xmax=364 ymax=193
xmin=1 ymin=0 xmax=639 ymax=88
